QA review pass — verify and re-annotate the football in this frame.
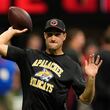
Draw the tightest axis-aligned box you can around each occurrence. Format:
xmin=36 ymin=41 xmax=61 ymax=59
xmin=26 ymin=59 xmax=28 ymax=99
xmin=8 ymin=6 xmax=32 ymax=31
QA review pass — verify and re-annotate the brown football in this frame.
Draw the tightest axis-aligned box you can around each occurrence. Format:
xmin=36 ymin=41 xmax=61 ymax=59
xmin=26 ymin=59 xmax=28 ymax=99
xmin=8 ymin=6 xmax=32 ymax=31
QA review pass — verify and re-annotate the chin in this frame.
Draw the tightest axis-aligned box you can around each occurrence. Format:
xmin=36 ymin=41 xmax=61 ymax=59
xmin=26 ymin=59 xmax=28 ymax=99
xmin=48 ymin=45 xmax=58 ymax=50
xmin=49 ymin=48 xmax=57 ymax=51
xmin=47 ymin=44 xmax=60 ymax=51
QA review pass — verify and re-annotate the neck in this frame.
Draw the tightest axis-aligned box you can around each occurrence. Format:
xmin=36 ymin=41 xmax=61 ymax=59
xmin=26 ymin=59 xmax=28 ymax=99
xmin=46 ymin=48 xmax=64 ymax=55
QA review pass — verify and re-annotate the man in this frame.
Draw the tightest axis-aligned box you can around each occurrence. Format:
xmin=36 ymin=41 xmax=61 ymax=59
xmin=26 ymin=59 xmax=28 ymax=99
xmin=25 ymin=32 xmax=42 ymax=50
xmin=0 ymin=18 xmax=102 ymax=110
xmin=65 ymin=28 xmax=86 ymax=110
xmin=65 ymin=28 xmax=86 ymax=65
xmin=92 ymin=36 xmax=110 ymax=110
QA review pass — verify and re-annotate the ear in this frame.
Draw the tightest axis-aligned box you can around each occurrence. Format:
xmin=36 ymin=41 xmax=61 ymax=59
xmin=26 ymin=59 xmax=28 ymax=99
xmin=63 ymin=33 xmax=67 ymax=41
xmin=44 ymin=32 xmax=46 ymax=39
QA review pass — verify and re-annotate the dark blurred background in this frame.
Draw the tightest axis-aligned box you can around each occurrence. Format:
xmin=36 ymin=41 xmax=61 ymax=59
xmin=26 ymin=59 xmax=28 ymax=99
xmin=0 ymin=0 xmax=110 ymax=37
xmin=1 ymin=0 xmax=110 ymax=110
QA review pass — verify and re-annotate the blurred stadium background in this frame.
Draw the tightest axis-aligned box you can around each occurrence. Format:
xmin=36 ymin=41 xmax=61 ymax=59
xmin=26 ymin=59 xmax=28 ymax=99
xmin=0 ymin=0 xmax=110 ymax=110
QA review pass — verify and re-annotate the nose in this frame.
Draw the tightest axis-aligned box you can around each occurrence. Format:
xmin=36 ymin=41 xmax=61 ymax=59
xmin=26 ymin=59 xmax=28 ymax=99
xmin=51 ymin=35 xmax=56 ymax=40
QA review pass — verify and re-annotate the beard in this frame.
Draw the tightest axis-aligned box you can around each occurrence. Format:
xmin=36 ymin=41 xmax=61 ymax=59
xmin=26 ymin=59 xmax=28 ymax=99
xmin=48 ymin=48 xmax=56 ymax=54
xmin=46 ymin=43 xmax=61 ymax=54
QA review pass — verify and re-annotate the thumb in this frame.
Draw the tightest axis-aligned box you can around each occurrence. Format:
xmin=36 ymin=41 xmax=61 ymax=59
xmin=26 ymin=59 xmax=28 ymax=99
xmin=20 ymin=28 xmax=28 ymax=32
xmin=17 ymin=28 xmax=28 ymax=33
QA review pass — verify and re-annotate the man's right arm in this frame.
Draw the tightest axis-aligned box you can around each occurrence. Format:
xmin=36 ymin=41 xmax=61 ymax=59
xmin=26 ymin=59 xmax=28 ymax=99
xmin=0 ymin=44 xmax=8 ymax=56
xmin=0 ymin=27 xmax=28 ymax=56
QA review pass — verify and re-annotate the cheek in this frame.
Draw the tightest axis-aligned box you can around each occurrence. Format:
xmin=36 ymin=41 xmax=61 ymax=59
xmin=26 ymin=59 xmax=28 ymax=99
xmin=60 ymin=37 xmax=65 ymax=43
xmin=45 ymin=39 xmax=50 ymax=46
xmin=58 ymin=39 xmax=63 ymax=46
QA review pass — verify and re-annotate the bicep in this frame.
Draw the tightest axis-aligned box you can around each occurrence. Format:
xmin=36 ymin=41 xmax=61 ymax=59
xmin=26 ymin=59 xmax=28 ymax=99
xmin=3 ymin=45 xmax=25 ymax=62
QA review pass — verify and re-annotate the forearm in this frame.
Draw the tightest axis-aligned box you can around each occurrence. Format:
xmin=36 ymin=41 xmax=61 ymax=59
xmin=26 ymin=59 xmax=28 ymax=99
xmin=0 ymin=29 xmax=15 ymax=44
xmin=79 ymin=76 xmax=95 ymax=104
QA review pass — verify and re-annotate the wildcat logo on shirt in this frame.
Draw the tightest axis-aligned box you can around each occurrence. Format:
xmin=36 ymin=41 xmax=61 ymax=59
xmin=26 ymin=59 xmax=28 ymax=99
xmin=32 ymin=59 xmax=64 ymax=77
xmin=35 ymin=68 xmax=53 ymax=82
xmin=30 ymin=59 xmax=64 ymax=93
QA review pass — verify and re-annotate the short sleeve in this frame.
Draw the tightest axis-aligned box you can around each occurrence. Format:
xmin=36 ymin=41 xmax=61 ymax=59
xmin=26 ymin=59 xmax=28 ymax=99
xmin=71 ymin=63 xmax=85 ymax=97
xmin=3 ymin=45 xmax=25 ymax=63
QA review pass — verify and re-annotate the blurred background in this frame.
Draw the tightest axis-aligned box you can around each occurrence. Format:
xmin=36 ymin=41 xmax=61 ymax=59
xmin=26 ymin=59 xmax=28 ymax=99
xmin=0 ymin=0 xmax=110 ymax=110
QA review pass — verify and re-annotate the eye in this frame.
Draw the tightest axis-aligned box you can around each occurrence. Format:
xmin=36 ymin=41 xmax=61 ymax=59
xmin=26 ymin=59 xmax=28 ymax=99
xmin=46 ymin=32 xmax=62 ymax=37
xmin=54 ymin=32 xmax=61 ymax=36
xmin=46 ymin=32 xmax=53 ymax=37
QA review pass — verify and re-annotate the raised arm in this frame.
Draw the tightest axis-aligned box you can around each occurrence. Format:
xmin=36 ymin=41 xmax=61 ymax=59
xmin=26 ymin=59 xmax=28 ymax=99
xmin=79 ymin=54 xmax=102 ymax=104
xmin=0 ymin=27 xmax=28 ymax=56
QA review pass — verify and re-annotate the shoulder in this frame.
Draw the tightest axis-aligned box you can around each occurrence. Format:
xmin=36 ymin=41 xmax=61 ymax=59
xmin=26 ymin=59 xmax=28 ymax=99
xmin=25 ymin=48 xmax=44 ymax=58
xmin=64 ymin=54 xmax=80 ymax=65
xmin=25 ymin=48 xmax=41 ymax=54
xmin=63 ymin=54 xmax=81 ymax=70
xmin=65 ymin=49 xmax=81 ymax=64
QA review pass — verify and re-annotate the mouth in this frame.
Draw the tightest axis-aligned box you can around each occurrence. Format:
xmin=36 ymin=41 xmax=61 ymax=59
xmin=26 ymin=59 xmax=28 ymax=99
xmin=48 ymin=42 xmax=58 ymax=48
xmin=49 ymin=42 xmax=57 ymax=45
xmin=49 ymin=41 xmax=57 ymax=44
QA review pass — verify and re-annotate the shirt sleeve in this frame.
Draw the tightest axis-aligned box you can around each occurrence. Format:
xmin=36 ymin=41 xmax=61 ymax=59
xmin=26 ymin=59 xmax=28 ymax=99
xmin=3 ymin=45 xmax=26 ymax=63
xmin=71 ymin=63 xmax=85 ymax=98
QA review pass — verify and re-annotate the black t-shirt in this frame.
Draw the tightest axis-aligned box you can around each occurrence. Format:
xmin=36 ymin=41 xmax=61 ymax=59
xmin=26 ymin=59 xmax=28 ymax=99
xmin=4 ymin=45 xmax=85 ymax=110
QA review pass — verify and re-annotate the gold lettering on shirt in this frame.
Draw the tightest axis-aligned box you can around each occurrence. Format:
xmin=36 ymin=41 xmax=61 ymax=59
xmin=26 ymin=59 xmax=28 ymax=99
xmin=30 ymin=77 xmax=54 ymax=93
xmin=32 ymin=59 xmax=63 ymax=77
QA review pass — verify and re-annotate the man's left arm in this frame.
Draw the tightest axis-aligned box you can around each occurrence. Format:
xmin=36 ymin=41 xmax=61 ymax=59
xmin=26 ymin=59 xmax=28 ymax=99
xmin=79 ymin=54 xmax=102 ymax=104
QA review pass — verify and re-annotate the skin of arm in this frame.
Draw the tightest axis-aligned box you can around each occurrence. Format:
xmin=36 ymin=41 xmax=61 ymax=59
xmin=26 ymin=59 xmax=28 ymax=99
xmin=0 ymin=27 xmax=27 ymax=56
xmin=79 ymin=76 xmax=95 ymax=104
xmin=79 ymin=54 xmax=102 ymax=104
